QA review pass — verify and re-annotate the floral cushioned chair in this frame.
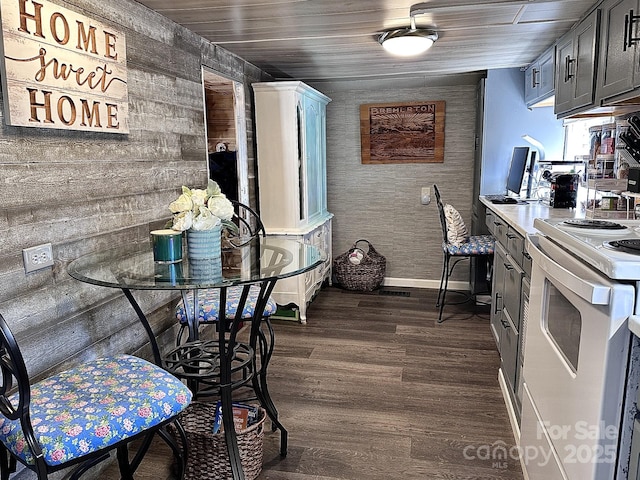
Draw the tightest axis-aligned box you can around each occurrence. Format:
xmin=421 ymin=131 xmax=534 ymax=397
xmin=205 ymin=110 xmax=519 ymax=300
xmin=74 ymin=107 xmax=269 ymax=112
xmin=433 ymin=184 xmax=495 ymax=323
xmin=174 ymin=199 xmax=278 ymax=345
xmin=0 ymin=313 xmax=192 ymax=480
xmin=171 ymin=198 xmax=282 ymax=419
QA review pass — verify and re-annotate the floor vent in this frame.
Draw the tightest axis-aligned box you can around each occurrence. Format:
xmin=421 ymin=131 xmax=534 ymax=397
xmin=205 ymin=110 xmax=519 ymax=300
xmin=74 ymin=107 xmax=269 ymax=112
xmin=379 ymin=290 xmax=410 ymax=297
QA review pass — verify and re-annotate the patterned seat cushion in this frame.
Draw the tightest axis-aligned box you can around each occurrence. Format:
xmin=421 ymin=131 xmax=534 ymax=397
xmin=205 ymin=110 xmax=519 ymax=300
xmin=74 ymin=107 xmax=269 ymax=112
xmin=0 ymin=355 xmax=191 ymax=466
xmin=175 ymin=285 xmax=278 ymax=324
xmin=444 ymin=234 xmax=495 ymax=255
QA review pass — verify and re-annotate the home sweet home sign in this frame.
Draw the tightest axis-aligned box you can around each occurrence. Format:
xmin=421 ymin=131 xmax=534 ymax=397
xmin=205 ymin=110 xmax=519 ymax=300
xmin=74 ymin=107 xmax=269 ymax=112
xmin=0 ymin=0 xmax=129 ymax=133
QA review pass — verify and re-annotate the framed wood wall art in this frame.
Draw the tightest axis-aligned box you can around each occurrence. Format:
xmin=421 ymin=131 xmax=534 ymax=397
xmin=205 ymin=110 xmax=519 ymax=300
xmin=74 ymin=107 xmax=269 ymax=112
xmin=360 ymin=101 xmax=445 ymax=164
xmin=0 ymin=0 xmax=129 ymax=133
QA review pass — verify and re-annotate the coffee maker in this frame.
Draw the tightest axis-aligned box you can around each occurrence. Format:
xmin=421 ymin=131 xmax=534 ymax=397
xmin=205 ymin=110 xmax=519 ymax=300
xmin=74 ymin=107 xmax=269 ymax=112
xmin=549 ymin=173 xmax=579 ymax=208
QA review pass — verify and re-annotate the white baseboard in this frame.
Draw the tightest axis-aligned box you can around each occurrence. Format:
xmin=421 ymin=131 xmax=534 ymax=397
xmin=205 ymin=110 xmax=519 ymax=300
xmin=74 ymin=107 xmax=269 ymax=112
xmin=498 ymin=368 xmax=521 ymax=445
xmin=382 ymin=277 xmax=468 ymax=291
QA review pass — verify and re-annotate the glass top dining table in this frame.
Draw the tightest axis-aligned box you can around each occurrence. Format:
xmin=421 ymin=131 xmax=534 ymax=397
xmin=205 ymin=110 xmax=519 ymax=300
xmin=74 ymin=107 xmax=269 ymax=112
xmin=67 ymin=236 xmax=324 ymax=480
xmin=67 ymin=236 xmax=324 ymax=291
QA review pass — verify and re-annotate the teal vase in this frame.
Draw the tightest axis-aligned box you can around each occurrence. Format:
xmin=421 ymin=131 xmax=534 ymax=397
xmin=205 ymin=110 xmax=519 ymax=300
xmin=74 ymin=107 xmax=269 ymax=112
xmin=186 ymin=225 xmax=222 ymax=261
xmin=186 ymin=226 xmax=222 ymax=282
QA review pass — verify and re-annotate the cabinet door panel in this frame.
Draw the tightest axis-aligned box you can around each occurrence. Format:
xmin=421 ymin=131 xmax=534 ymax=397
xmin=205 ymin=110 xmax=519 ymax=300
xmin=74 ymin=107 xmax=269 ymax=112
xmin=597 ymin=0 xmax=637 ymax=100
xmin=525 ymin=47 xmax=554 ymax=107
xmin=524 ymin=64 xmax=538 ymax=104
xmin=305 ymin=99 xmax=321 ymax=221
xmin=503 ymin=255 xmax=524 ymax=334
xmin=490 ymin=242 xmax=507 ymax=349
xmin=485 ymin=210 xmax=497 ymax=235
xmin=506 ymin=228 xmax=524 ymax=266
xmin=555 ymin=9 xmax=600 ymax=115
xmin=573 ymin=9 xmax=600 ymax=109
xmin=501 ymin=309 xmax=519 ymax=395
xmin=555 ymin=32 xmax=575 ymax=114
xmin=538 ymin=47 xmax=556 ymax=99
xmin=297 ymin=102 xmax=305 ymax=222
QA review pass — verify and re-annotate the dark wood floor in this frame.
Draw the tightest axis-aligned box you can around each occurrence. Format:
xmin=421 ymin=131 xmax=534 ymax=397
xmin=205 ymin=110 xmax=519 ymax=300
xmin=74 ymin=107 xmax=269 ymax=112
xmin=105 ymin=286 xmax=524 ymax=480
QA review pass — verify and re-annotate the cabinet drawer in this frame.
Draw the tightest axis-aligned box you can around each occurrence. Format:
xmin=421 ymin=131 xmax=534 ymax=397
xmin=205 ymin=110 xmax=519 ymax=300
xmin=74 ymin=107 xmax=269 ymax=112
xmin=501 ymin=308 xmax=519 ymax=395
xmin=485 ymin=210 xmax=497 ymax=235
xmin=503 ymin=255 xmax=524 ymax=332
xmin=506 ymin=228 xmax=524 ymax=266
xmin=491 ymin=215 xmax=509 ymax=246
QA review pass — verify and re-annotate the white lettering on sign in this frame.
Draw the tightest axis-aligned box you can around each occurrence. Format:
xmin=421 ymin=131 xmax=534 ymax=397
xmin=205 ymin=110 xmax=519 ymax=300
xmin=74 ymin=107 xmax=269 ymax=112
xmin=0 ymin=0 xmax=129 ymax=133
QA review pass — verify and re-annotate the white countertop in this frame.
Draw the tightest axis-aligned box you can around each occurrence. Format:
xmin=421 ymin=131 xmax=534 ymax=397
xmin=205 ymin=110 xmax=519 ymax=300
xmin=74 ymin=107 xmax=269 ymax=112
xmin=479 ymin=197 xmax=586 ymax=236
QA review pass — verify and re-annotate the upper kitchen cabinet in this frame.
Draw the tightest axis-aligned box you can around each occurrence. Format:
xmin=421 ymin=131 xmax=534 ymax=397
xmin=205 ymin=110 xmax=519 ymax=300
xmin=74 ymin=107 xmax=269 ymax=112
xmin=596 ymin=0 xmax=640 ymax=102
xmin=555 ymin=8 xmax=601 ymax=117
xmin=524 ymin=46 xmax=555 ymax=107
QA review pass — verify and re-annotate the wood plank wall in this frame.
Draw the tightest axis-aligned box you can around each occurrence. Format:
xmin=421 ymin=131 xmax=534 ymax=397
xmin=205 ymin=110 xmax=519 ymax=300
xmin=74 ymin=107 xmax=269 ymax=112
xmin=205 ymin=86 xmax=237 ymax=152
xmin=311 ymin=74 xmax=484 ymax=289
xmin=0 ymin=0 xmax=270 ymax=380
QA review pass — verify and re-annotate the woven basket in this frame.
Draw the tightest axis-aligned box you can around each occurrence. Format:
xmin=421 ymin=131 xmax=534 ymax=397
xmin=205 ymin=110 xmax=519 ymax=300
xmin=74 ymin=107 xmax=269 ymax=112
xmin=333 ymin=239 xmax=386 ymax=291
xmin=174 ymin=402 xmax=266 ymax=480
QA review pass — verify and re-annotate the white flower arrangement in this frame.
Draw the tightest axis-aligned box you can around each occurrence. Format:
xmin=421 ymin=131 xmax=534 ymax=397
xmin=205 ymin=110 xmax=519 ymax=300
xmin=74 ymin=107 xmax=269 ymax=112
xmin=169 ymin=180 xmax=235 ymax=231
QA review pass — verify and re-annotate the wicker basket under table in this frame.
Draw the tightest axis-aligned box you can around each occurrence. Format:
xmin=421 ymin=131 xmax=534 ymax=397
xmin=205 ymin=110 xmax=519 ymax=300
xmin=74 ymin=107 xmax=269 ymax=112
xmin=333 ymin=239 xmax=386 ymax=291
xmin=175 ymin=401 xmax=266 ymax=480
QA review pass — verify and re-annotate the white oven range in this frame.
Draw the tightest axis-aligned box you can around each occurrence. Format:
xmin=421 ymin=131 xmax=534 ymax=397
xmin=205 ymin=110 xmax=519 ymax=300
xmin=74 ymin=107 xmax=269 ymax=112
xmin=522 ymin=217 xmax=640 ymax=480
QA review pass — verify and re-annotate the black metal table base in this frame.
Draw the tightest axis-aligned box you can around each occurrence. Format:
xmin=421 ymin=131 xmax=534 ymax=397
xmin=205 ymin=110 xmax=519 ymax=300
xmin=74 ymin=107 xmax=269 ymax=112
xmin=66 ymin=238 xmax=324 ymax=480
xmin=121 ymin=281 xmax=287 ymax=480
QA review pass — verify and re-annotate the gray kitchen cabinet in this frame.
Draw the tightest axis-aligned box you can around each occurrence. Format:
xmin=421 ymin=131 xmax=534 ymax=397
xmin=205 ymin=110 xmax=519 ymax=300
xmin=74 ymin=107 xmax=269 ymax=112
xmin=524 ymin=46 xmax=555 ymax=107
xmin=516 ymin=276 xmax=530 ymax=422
xmin=490 ymin=241 xmax=507 ymax=349
xmin=500 ymin=305 xmax=519 ymax=402
xmin=486 ymin=209 xmax=526 ymax=420
xmin=503 ymin=249 xmax=524 ymax=331
xmin=501 ymin=250 xmax=524 ymax=399
xmin=555 ymin=8 xmax=601 ymax=116
xmin=597 ymin=0 xmax=640 ymax=101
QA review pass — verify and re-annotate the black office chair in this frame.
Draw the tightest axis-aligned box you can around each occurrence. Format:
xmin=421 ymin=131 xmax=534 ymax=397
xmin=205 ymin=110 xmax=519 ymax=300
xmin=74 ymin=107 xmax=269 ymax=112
xmin=0 ymin=312 xmax=191 ymax=480
xmin=433 ymin=185 xmax=495 ymax=323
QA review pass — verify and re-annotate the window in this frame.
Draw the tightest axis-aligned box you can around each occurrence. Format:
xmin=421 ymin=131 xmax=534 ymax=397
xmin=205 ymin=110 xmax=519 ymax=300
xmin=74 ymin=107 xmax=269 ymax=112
xmin=544 ymin=280 xmax=582 ymax=372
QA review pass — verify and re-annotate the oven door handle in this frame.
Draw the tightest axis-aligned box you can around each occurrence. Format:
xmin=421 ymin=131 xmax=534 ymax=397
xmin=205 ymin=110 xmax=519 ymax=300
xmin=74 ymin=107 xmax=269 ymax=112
xmin=527 ymin=235 xmax=611 ymax=305
xmin=629 ymin=314 xmax=640 ymax=338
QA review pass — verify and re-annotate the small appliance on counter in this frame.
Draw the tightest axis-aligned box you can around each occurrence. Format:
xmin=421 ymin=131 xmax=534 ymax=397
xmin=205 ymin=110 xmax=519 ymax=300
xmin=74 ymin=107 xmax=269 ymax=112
xmin=628 ymin=167 xmax=640 ymax=193
xmin=549 ymin=173 xmax=579 ymax=208
xmin=535 ymin=160 xmax=586 ymax=206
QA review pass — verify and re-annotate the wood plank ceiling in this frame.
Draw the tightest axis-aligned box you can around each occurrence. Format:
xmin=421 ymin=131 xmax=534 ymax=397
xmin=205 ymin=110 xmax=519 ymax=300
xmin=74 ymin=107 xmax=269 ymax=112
xmin=134 ymin=0 xmax=598 ymax=81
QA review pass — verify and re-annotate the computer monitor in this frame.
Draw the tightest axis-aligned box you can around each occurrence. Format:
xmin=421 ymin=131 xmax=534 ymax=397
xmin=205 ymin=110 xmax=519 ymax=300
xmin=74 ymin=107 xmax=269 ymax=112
xmin=506 ymin=146 xmax=530 ymax=197
xmin=525 ymin=151 xmax=537 ymax=199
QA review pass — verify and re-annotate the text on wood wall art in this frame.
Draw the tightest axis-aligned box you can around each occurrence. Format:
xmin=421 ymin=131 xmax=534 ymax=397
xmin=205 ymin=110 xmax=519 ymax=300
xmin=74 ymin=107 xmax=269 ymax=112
xmin=0 ymin=0 xmax=129 ymax=133
xmin=360 ymin=101 xmax=445 ymax=164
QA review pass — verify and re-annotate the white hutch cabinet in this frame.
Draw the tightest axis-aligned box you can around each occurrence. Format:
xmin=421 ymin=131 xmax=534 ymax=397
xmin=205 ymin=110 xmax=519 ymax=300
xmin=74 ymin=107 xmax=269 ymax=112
xmin=252 ymin=81 xmax=332 ymax=323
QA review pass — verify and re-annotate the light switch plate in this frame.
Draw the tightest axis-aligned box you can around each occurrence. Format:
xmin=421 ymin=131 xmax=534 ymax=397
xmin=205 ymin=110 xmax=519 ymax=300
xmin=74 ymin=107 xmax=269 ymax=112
xmin=421 ymin=187 xmax=431 ymax=205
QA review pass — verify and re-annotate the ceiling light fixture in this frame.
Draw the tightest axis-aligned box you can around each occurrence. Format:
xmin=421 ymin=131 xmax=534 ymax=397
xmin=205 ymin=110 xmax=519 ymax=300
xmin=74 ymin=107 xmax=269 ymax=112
xmin=378 ymin=16 xmax=438 ymax=57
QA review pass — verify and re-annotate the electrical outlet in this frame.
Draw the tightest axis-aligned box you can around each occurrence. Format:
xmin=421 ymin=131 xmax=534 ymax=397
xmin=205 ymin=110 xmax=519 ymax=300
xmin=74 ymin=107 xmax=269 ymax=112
xmin=421 ymin=187 xmax=431 ymax=205
xmin=23 ymin=243 xmax=54 ymax=273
